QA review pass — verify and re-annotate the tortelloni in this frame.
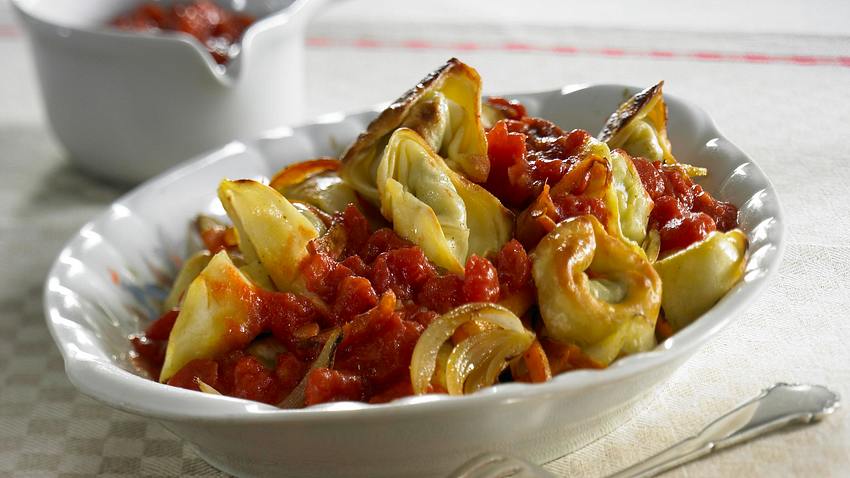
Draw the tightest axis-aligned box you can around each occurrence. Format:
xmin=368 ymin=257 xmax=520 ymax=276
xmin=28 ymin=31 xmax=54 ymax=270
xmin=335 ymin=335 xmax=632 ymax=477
xmin=160 ymin=251 xmax=263 ymax=382
xmin=218 ymin=179 xmax=320 ymax=291
xmin=376 ymin=128 xmax=513 ymax=274
xmin=162 ymin=251 xmax=211 ymax=311
xmin=610 ymin=149 xmax=654 ymax=245
xmin=654 ymin=229 xmax=747 ymax=330
xmin=598 ymin=81 xmax=677 ymax=165
xmin=341 ymin=58 xmax=489 ymax=204
xmin=269 ymin=158 xmax=359 ymax=216
xmin=532 ymin=216 xmax=662 ymax=366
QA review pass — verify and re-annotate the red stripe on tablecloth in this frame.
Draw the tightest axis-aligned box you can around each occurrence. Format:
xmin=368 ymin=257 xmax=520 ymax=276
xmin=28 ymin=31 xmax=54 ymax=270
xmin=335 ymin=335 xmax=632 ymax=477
xmin=1 ymin=25 xmax=847 ymax=68
xmin=306 ymin=36 xmax=850 ymax=68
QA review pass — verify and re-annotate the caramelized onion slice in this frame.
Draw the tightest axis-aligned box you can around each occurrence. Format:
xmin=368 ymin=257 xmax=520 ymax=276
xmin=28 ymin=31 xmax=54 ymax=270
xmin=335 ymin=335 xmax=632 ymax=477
xmin=196 ymin=379 xmax=222 ymax=395
xmin=642 ymin=228 xmax=661 ymax=263
xmin=445 ymin=328 xmax=534 ymax=395
xmin=410 ymin=303 xmax=533 ymax=395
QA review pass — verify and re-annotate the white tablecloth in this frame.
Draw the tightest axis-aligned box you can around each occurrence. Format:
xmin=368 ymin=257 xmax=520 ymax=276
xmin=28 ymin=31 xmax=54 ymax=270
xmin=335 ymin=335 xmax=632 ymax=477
xmin=1 ymin=1 xmax=849 ymax=476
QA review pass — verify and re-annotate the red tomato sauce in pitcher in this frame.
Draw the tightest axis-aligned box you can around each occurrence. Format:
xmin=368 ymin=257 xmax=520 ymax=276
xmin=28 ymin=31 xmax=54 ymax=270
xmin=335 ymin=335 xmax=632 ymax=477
xmin=111 ymin=0 xmax=255 ymax=64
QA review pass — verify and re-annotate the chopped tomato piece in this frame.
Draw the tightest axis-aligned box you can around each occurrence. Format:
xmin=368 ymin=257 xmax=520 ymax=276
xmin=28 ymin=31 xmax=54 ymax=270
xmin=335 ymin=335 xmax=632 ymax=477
xmin=166 ymin=359 xmax=219 ymax=392
xmin=230 ymin=356 xmax=283 ymax=404
xmin=463 ymin=256 xmax=500 ymax=303
xmin=330 ymin=276 xmax=378 ymax=325
xmin=491 ymin=240 xmax=532 ymax=294
xmin=632 ymin=157 xmax=738 ymax=253
xmin=275 ymin=352 xmax=308 ymax=397
xmin=305 ymin=368 xmax=366 ymax=406
xmin=370 ymin=247 xmax=436 ymax=300
xmin=360 ymin=228 xmax=412 ymax=264
xmin=266 ymin=293 xmax=323 ymax=353
xmin=336 ymin=295 xmax=423 ymax=388
xmin=484 ymin=120 xmax=531 ymax=207
xmin=145 ymin=309 xmax=179 ymax=341
xmin=417 ymin=274 xmax=464 ymax=313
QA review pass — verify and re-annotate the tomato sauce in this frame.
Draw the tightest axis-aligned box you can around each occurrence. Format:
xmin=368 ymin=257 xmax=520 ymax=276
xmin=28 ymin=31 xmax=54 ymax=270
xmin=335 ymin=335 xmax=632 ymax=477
xmin=111 ymin=0 xmax=255 ymax=65
xmin=142 ymin=204 xmax=534 ymax=406
xmin=631 ymin=157 xmax=738 ymax=253
xmin=130 ymin=309 xmax=178 ymax=378
xmin=137 ymin=98 xmax=739 ymax=407
xmin=484 ymin=118 xmax=590 ymax=209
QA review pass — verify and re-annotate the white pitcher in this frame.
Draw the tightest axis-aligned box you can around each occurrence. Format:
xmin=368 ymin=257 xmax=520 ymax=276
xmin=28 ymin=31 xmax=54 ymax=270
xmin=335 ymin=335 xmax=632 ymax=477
xmin=12 ymin=0 xmax=331 ymax=183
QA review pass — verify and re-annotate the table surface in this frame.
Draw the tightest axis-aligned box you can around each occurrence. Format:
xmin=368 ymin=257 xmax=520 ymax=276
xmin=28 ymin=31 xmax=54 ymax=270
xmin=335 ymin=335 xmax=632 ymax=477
xmin=2 ymin=1 xmax=849 ymax=476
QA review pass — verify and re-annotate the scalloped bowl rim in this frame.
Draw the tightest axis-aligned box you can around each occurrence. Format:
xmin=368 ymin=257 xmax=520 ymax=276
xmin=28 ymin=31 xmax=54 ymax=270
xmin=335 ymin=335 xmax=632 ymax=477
xmin=43 ymin=83 xmax=786 ymax=423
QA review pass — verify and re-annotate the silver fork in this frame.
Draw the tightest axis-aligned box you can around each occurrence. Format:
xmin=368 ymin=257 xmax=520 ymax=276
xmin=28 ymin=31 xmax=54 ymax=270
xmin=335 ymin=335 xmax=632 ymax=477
xmin=450 ymin=383 xmax=840 ymax=478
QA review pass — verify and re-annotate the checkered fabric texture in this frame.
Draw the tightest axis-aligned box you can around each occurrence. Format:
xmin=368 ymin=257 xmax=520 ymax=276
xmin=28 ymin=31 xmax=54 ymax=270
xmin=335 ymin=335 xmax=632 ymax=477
xmin=3 ymin=1 xmax=850 ymax=476
xmin=0 ymin=283 xmax=227 ymax=478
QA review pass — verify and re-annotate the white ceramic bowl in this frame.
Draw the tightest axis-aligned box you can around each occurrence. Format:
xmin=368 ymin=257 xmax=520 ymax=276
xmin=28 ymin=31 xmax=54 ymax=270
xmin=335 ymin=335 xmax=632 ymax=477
xmin=44 ymin=85 xmax=785 ymax=478
xmin=13 ymin=0 xmax=329 ymax=184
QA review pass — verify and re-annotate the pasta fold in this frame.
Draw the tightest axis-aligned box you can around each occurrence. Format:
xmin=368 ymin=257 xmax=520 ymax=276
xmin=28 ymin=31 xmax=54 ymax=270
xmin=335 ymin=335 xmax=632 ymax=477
xmin=162 ymin=251 xmax=211 ymax=311
xmin=598 ymin=81 xmax=677 ymax=164
xmin=159 ymin=251 xmax=261 ymax=382
xmin=341 ymin=58 xmax=489 ymax=204
xmin=269 ymin=158 xmax=359 ymax=216
xmin=376 ymin=128 xmax=513 ymax=274
xmin=531 ymin=215 xmax=662 ymax=365
xmin=653 ymin=229 xmax=747 ymax=329
xmin=218 ymin=179 xmax=320 ymax=291
xmin=610 ymin=149 xmax=654 ymax=245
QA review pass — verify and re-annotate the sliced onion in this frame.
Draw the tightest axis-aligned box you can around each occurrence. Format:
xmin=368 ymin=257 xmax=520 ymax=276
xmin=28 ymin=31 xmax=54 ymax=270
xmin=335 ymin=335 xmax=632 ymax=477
xmin=431 ymin=342 xmax=453 ymax=392
xmin=196 ymin=379 xmax=222 ymax=395
xmin=277 ymin=328 xmax=342 ymax=409
xmin=475 ymin=332 xmax=534 ymax=393
xmin=446 ymin=329 xmax=507 ymax=395
xmin=446 ymin=328 xmax=535 ymax=395
xmin=410 ymin=302 xmax=533 ymax=395
xmin=642 ymin=228 xmax=661 ymax=263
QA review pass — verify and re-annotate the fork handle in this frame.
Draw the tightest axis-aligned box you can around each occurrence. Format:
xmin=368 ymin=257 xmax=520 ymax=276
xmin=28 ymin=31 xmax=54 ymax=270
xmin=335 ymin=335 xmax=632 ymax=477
xmin=606 ymin=383 xmax=839 ymax=478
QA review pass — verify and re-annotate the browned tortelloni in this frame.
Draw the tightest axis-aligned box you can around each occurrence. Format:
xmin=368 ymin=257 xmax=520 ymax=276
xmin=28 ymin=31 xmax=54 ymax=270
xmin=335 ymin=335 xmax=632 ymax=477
xmin=599 ymin=81 xmax=677 ymax=165
xmin=270 ymin=158 xmax=353 ymax=213
xmin=598 ymin=81 xmax=707 ymax=178
xmin=340 ymin=58 xmax=490 ymax=205
xmin=269 ymin=158 xmax=386 ymax=230
xmin=532 ymin=216 xmax=662 ymax=366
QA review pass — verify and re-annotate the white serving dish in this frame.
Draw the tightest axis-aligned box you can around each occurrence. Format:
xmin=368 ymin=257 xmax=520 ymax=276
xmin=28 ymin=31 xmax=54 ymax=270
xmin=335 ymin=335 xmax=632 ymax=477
xmin=43 ymin=84 xmax=785 ymax=478
xmin=12 ymin=0 xmax=329 ymax=184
